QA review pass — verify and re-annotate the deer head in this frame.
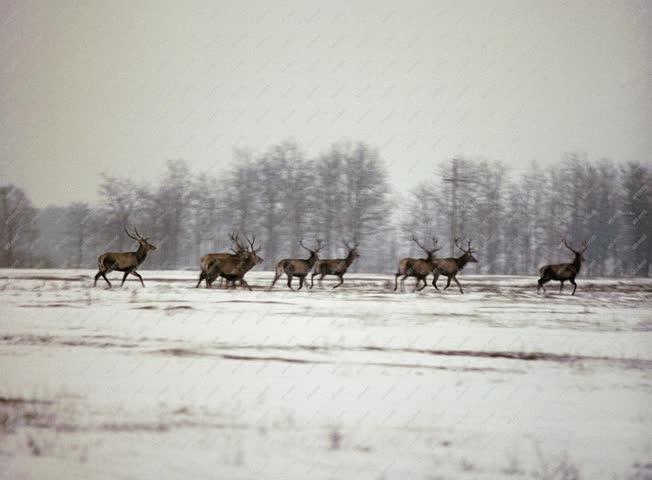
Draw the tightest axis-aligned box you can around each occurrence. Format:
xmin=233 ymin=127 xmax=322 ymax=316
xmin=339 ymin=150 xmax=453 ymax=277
xmin=230 ymin=232 xmax=263 ymax=265
xmin=455 ymin=238 xmax=478 ymax=263
xmin=125 ymin=227 xmax=157 ymax=251
xmin=343 ymin=240 xmax=360 ymax=261
xmin=243 ymin=233 xmax=264 ymax=265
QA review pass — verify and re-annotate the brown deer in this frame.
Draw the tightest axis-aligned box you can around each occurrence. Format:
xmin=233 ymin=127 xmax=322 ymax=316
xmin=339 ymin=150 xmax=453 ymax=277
xmin=93 ymin=227 xmax=157 ymax=288
xmin=537 ymin=239 xmax=588 ymax=295
xmin=269 ymin=239 xmax=323 ymax=290
xmin=431 ymin=239 xmax=478 ymax=294
xmin=196 ymin=232 xmax=243 ymax=288
xmin=216 ymin=234 xmax=263 ymax=291
xmin=196 ymin=233 xmax=263 ymax=290
xmin=310 ymin=241 xmax=359 ymax=289
xmin=394 ymin=236 xmax=441 ymax=292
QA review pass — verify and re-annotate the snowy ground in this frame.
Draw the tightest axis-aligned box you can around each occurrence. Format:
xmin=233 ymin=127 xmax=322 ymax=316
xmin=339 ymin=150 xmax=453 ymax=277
xmin=1 ymin=269 xmax=651 ymax=479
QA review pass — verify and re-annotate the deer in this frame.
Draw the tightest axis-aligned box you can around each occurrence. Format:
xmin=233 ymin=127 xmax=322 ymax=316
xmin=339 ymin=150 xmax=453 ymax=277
xmin=537 ymin=239 xmax=588 ymax=295
xmin=93 ymin=227 xmax=157 ymax=288
xmin=216 ymin=234 xmax=263 ymax=291
xmin=196 ymin=233 xmax=263 ymax=290
xmin=310 ymin=241 xmax=359 ymax=289
xmin=431 ymin=238 xmax=478 ymax=294
xmin=196 ymin=232 xmax=244 ymax=288
xmin=394 ymin=236 xmax=441 ymax=292
xmin=269 ymin=239 xmax=323 ymax=290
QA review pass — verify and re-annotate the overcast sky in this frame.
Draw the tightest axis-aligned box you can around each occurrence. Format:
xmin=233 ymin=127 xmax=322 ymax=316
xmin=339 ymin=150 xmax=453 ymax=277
xmin=1 ymin=0 xmax=651 ymax=207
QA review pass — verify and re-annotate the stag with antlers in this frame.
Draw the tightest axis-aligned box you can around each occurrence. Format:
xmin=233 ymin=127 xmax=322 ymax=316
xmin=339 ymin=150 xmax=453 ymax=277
xmin=431 ymin=239 xmax=478 ymax=294
xmin=394 ymin=236 xmax=441 ymax=292
xmin=93 ymin=227 xmax=157 ymax=288
xmin=310 ymin=241 xmax=359 ymax=289
xmin=537 ymin=239 xmax=588 ymax=295
xmin=269 ymin=239 xmax=323 ymax=290
xmin=197 ymin=233 xmax=263 ymax=290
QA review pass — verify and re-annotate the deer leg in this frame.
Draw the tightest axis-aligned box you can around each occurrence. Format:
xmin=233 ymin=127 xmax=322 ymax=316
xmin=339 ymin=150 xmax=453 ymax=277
xmin=400 ymin=274 xmax=408 ymax=292
xmin=537 ymin=277 xmax=549 ymax=293
xmin=93 ymin=271 xmax=103 ymax=287
xmin=432 ymin=273 xmax=440 ymax=290
xmin=453 ymin=276 xmax=464 ymax=294
xmin=310 ymin=273 xmax=318 ymax=289
xmin=570 ymin=278 xmax=577 ymax=295
xmin=559 ymin=281 xmax=564 ymax=293
xmin=394 ymin=273 xmax=400 ymax=291
xmin=444 ymin=276 xmax=452 ymax=290
xmin=268 ymin=273 xmax=280 ymax=291
xmin=417 ymin=277 xmax=427 ymax=292
xmin=120 ymin=272 xmax=129 ymax=287
xmin=333 ymin=275 xmax=344 ymax=289
xmin=196 ymin=272 xmax=206 ymax=288
xmin=101 ymin=272 xmax=112 ymax=288
xmin=298 ymin=275 xmax=305 ymax=290
xmin=239 ymin=278 xmax=253 ymax=291
xmin=131 ymin=271 xmax=145 ymax=287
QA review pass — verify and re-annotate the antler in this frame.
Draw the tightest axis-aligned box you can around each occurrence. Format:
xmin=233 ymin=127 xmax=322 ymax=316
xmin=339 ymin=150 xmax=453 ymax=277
xmin=580 ymin=240 xmax=589 ymax=252
xmin=230 ymin=232 xmax=247 ymax=252
xmin=411 ymin=235 xmax=429 ymax=253
xmin=561 ymin=238 xmax=576 ymax=253
xmin=455 ymin=238 xmax=474 ymax=253
xmin=432 ymin=237 xmax=442 ymax=252
xmin=300 ymin=239 xmax=324 ymax=252
xmin=124 ymin=227 xmax=139 ymax=241
xmin=244 ymin=233 xmax=260 ymax=252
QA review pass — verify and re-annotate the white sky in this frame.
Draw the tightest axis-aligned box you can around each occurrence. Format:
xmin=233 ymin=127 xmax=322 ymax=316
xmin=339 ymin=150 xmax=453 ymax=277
xmin=1 ymin=0 xmax=651 ymax=206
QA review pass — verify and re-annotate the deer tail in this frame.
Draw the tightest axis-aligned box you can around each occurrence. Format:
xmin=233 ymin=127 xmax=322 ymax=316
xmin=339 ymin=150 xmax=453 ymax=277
xmin=275 ymin=261 xmax=286 ymax=276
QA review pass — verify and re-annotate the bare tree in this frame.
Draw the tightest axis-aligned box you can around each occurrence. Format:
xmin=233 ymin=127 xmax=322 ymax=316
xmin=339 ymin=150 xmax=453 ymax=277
xmin=622 ymin=162 xmax=650 ymax=276
xmin=152 ymin=160 xmax=192 ymax=269
xmin=99 ymin=175 xmax=140 ymax=251
xmin=0 ymin=184 xmax=37 ymax=267
xmin=65 ymin=202 xmax=92 ymax=268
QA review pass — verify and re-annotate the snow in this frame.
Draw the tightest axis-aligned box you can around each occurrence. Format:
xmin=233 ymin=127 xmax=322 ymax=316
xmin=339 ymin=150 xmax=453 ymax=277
xmin=1 ymin=269 xmax=651 ymax=479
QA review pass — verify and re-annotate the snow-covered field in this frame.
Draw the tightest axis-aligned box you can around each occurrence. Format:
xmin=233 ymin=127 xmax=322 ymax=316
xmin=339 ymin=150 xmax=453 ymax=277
xmin=1 ymin=269 xmax=651 ymax=479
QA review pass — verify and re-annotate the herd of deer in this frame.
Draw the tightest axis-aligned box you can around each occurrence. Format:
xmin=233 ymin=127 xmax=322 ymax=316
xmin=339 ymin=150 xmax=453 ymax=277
xmin=93 ymin=228 xmax=590 ymax=295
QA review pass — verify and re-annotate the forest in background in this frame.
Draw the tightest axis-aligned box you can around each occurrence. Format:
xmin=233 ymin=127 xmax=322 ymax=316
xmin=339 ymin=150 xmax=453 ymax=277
xmin=1 ymin=141 xmax=650 ymax=276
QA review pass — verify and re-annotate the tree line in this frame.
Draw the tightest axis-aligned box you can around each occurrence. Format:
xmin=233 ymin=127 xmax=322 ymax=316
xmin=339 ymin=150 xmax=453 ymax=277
xmin=1 ymin=143 xmax=649 ymax=276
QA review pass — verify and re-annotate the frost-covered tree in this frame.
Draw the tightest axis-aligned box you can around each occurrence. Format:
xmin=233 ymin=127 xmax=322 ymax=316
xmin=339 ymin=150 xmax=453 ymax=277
xmin=621 ymin=162 xmax=650 ymax=277
xmin=0 ymin=184 xmax=38 ymax=267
